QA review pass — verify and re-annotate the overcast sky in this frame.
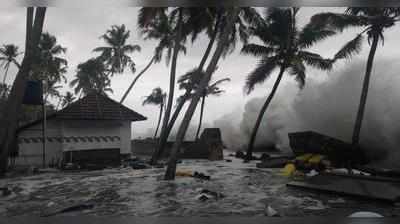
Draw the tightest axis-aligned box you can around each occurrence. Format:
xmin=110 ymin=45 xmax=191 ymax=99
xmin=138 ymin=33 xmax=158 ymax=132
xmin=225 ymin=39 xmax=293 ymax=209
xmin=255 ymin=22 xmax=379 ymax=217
xmin=1 ymin=7 xmax=400 ymax=139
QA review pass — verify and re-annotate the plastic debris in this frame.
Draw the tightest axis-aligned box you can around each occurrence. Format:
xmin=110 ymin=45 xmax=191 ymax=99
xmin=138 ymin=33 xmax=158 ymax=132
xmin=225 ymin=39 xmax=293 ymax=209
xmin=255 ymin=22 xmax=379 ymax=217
xmin=348 ymin=211 xmax=384 ymax=218
xmin=195 ymin=189 xmax=224 ymax=201
xmin=193 ymin=171 xmax=211 ymax=180
xmin=265 ymin=205 xmax=279 ymax=217
xmin=282 ymin=163 xmax=296 ymax=177
xmin=306 ymin=169 xmax=319 ymax=177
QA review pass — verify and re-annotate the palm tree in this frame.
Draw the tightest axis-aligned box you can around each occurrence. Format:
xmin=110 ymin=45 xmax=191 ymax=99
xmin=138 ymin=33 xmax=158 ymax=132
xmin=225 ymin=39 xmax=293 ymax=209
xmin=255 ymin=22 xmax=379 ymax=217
xmin=164 ymin=8 xmax=243 ymax=180
xmin=0 ymin=7 xmax=47 ymax=174
xmin=93 ymin=24 xmax=141 ymax=76
xmin=153 ymin=7 xmax=261 ymax=165
xmin=31 ymin=32 xmax=68 ymax=102
xmin=70 ymin=58 xmax=112 ymax=96
xmin=311 ymin=8 xmax=400 ymax=147
xmin=0 ymin=44 xmax=22 ymax=84
xmin=195 ymin=77 xmax=230 ymax=140
xmin=149 ymin=8 xmax=219 ymax=165
xmin=61 ymin=91 xmax=75 ymax=108
xmin=242 ymin=8 xmax=335 ymax=160
xmin=143 ymin=87 xmax=166 ymax=139
xmin=120 ymin=8 xmax=187 ymax=104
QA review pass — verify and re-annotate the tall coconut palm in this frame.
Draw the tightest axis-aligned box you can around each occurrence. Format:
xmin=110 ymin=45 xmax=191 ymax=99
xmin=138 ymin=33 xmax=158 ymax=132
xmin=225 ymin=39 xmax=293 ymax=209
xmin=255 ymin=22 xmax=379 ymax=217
xmin=143 ymin=87 xmax=166 ymax=139
xmin=0 ymin=7 xmax=47 ymax=174
xmin=70 ymin=58 xmax=112 ymax=96
xmin=311 ymin=8 xmax=400 ymax=147
xmin=119 ymin=8 xmax=187 ymax=104
xmin=153 ymin=7 xmax=261 ymax=165
xmin=195 ymin=77 xmax=230 ymax=140
xmin=164 ymin=8 xmax=242 ymax=180
xmin=0 ymin=44 xmax=22 ymax=84
xmin=93 ymin=24 xmax=141 ymax=76
xmin=242 ymin=8 xmax=335 ymax=160
xmin=31 ymin=32 xmax=67 ymax=102
xmin=150 ymin=8 xmax=221 ymax=165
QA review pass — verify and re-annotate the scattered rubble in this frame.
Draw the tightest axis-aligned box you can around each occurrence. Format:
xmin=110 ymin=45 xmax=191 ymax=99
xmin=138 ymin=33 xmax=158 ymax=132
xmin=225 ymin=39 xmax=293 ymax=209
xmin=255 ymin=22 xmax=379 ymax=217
xmin=195 ymin=188 xmax=224 ymax=201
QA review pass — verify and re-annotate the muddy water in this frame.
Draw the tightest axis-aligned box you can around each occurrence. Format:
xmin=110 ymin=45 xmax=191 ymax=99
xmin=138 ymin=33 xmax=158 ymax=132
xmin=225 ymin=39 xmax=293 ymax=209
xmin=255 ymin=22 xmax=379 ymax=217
xmin=0 ymin=154 xmax=399 ymax=217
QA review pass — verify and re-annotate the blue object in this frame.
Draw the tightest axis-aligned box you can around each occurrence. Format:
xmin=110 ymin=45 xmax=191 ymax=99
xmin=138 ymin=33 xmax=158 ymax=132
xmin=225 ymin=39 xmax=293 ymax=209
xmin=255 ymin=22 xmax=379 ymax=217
xmin=23 ymin=80 xmax=43 ymax=105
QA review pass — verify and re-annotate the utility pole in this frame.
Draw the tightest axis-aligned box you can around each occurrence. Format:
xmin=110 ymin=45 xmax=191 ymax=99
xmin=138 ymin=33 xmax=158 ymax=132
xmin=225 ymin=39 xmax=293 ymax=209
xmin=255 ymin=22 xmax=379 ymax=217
xmin=41 ymin=80 xmax=46 ymax=168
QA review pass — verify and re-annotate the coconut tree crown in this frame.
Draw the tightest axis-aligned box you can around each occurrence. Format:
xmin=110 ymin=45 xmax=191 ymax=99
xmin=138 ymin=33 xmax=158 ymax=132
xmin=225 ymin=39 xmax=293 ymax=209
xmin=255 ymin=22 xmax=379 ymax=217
xmin=142 ymin=87 xmax=166 ymax=106
xmin=94 ymin=24 xmax=141 ymax=75
xmin=0 ymin=44 xmax=22 ymax=83
xmin=241 ymin=7 xmax=335 ymax=94
xmin=311 ymin=7 xmax=400 ymax=61
xmin=70 ymin=58 xmax=112 ymax=96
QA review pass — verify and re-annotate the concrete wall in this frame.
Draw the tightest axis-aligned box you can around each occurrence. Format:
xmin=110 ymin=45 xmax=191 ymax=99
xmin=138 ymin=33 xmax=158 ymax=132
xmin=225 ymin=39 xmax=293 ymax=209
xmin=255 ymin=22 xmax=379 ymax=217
xmin=16 ymin=119 xmax=132 ymax=167
xmin=16 ymin=120 xmax=63 ymax=167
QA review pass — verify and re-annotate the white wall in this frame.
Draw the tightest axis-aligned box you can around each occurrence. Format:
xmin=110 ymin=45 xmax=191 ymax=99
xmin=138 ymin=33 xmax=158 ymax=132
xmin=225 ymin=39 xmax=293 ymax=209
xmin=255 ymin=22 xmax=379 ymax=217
xmin=16 ymin=120 xmax=63 ymax=167
xmin=61 ymin=120 xmax=122 ymax=152
xmin=16 ymin=119 xmax=133 ymax=167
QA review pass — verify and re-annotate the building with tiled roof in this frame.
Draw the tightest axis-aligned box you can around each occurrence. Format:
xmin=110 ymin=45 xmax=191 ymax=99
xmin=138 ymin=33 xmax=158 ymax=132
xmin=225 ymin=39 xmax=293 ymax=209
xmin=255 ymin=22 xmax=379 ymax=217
xmin=15 ymin=93 xmax=147 ymax=167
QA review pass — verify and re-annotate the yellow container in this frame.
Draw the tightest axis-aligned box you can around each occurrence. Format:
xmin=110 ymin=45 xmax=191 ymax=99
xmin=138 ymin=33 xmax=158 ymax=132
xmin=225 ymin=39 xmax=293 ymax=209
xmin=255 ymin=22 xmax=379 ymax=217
xmin=281 ymin=163 xmax=296 ymax=177
xmin=295 ymin=153 xmax=313 ymax=162
xmin=308 ymin=154 xmax=323 ymax=164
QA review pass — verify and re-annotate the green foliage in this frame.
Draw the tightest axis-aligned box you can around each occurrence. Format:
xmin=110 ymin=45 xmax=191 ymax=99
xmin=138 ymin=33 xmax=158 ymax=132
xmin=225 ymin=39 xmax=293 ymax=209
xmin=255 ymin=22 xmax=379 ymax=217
xmin=70 ymin=58 xmax=112 ymax=96
xmin=242 ymin=7 xmax=334 ymax=93
xmin=93 ymin=24 xmax=141 ymax=75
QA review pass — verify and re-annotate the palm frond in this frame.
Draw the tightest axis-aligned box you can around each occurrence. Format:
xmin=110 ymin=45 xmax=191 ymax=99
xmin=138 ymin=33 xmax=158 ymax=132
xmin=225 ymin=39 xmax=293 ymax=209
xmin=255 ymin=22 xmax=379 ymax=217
xmin=310 ymin=12 xmax=365 ymax=32
xmin=298 ymin=51 xmax=333 ymax=70
xmin=241 ymin=43 xmax=275 ymax=57
xmin=334 ymin=34 xmax=363 ymax=60
xmin=289 ymin=61 xmax=306 ymax=88
xmin=245 ymin=56 xmax=278 ymax=94
xmin=298 ymin=24 xmax=336 ymax=48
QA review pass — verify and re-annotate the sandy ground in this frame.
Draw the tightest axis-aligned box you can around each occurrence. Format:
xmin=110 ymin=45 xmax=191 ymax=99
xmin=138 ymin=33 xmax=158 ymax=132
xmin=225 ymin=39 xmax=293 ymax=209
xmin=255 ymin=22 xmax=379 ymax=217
xmin=0 ymin=152 xmax=399 ymax=217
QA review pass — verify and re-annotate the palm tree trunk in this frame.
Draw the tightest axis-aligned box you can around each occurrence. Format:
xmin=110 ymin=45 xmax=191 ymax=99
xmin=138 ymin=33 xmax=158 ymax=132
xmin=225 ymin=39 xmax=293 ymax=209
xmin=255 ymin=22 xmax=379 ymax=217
xmin=352 ymin=33 xmax=379 ymax=146
xmin=149 ymin=10 xmax=183 ymax=164
xmin=154 ymin=104 xmax=163 ymax=139
xmin=245 ymin=65 xmax=286 ymax=160
xmin=150 ymin=12 xmax=221 ymax=165
xmin=120 ymin=55 xmax=155 ymax=104
xmin=152 ymin=91 xmax=189 ymax=160
xmin=0 ymin=7 xmax=46 ymax=175
xmin=195 ymin=94 xmax=206 ymax=140
xmin=2 ymin=65 xmax=10 ymax=84
xmin=164 ymin=8 xmax=239 ymax=180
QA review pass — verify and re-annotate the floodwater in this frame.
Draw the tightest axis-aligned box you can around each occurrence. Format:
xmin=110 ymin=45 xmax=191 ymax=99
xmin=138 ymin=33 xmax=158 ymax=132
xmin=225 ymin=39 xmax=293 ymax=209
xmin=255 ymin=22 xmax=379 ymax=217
xmin=0 ymin=153 xmax=399 ymax=217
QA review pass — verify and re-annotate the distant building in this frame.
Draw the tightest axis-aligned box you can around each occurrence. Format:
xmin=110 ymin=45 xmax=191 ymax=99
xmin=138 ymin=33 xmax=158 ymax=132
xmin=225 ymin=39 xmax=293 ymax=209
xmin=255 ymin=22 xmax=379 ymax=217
xmin=15 ymin=93 xmax=146 ymax=167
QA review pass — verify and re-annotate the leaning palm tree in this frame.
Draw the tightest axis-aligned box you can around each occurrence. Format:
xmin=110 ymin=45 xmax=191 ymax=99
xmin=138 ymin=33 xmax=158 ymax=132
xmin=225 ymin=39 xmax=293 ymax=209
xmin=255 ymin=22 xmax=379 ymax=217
xmin=153 ymin=7 xmax=261 ymax=165
xmin=195 ymin=77 xmax=230 ymax=140
xmin=143 ymin=87 xmax=166 ymax=139
xmin=70 ymin=58 xmax=112 ymax=96
xmin=242 ymin=8 xmax=335 ymax=160
xmin=120 ymin=8 xmax=187 ymax=104
xmin=311 ymin=8 xmax=400 ymax=147
xmin=164 ymin=8 xmax=243 ymax=180
xmin=94 ymin=24 xmax=141 ymax=77
xmin=0 ymin=44 xmax=22 ymax=84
